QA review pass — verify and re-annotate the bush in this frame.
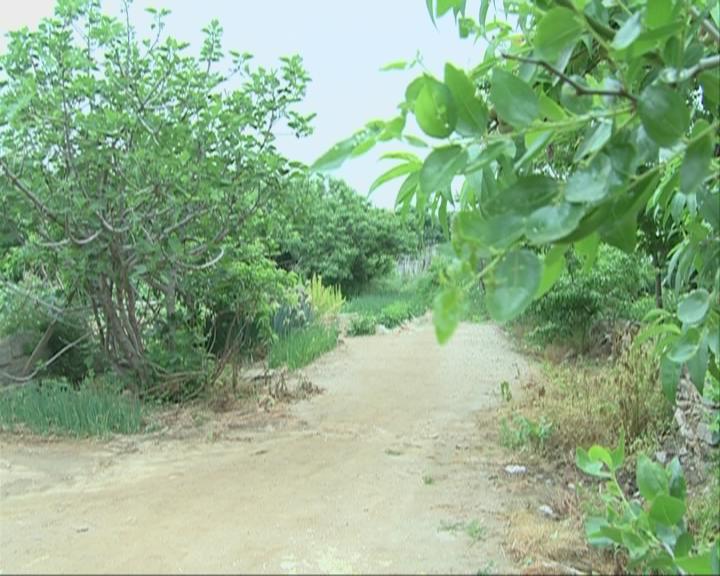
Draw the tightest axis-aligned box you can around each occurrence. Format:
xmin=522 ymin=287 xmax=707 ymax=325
xmin=347 ymin=315 xmax=377 ymax=337
xmin=0 ymin=377 xmax=144 ymax=437
xmin=523 ymin=245 xmax=654 ymax=348
xmin=268 ymin=323 xmax=338 ymax=370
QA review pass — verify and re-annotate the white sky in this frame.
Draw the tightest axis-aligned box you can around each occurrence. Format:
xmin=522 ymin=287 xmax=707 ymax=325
xmin=1 ymin=0 xmax=483 ymax=207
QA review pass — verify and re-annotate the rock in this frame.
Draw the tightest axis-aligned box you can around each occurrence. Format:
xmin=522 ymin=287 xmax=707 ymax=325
xmin=504 ymin=465 xmax=526 ymax=475
xmin=538 ymin=505 xmax=556 ymax=519
xmin=697 ymin=422 xmax=720 ymax=446
xmin=655 ymin=450 xmax=667 ymax=464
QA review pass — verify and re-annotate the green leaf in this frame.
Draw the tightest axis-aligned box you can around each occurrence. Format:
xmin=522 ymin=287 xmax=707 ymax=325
xmin=576 ymin=447 xmax=611 ymax=478
xmin=668 ymin=328 xmax=701 ymax=363
xmin=699 ymin=71 xmax=719 ymax=111
xmin=565 ymin=155 xmax=613 ymax=203
xmin=649 ymin=494 xmax=685 ymax=526
xmin=536 ymin=245 xmax=567 ymax=298
xmin=645 ymin=0 xmax=674 ymax=29
xmin=434 ymin=285 xmax=463 ymax=344
xmin=638 ymin=84 xmax=689 ymax=147
xmin=600 ymin=212 xmax=637 ymax=253
xmin=622 ymin=530 xmax=650 ymax=560
xmin=575 ymin=233 xmax=600 ymax=272
xmin=380 ymin=59 xmax=409 ymax=71
xmin=311 ymin=136 xmax=356 ymax=172
xmin=526 ymin=203 xmax=585 ymax=244
xmin=444 ymin=63 xmax=488 ymax=136
xmin=660 ymin=355 xmax=681 ymax=402
xmin=675 ymin=553 xmax=715 ymax=576
xmin=453 ymin=212 xmax=525 ymax=255
xmin=485 ymin=175 xmax=560 ymax=216
xmin=680 ymin=121 xmax=713 ymax=194
xmin=612 ymin=12 xmax=643 ymax=50
xmin=699 ymin=188 xmax=720 ymax=231
xmin=535 ymin=7 xmax=584 ymax=61
xmin=637 ymin=454 xmax=669 ymax=501
xmin=490 ymin=69 xmax=539 ymax=129
xmin=369 ymin=162 xmax=419 ymax=194
xmin=677 ymin=289 xmax=710 ymax=326
xmin=415 ymin=77 xmax=458 ymax=138
xmin=420 ymin=145 xmax=468 ymax=199
xmin=486 ymin=249 xmax=542 ymax=323
xmin=687 ymin=341 xmax=708 ymax=395
xmin=575 ymin=120 xmax=613 ymax=161
xmin=667 ymin=457 xmax=686 ymax=500
xmin=588 ymin=445 xmax=614 ymax=471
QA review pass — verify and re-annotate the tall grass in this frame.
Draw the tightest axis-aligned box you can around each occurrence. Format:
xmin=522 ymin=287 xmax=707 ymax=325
xmin=0 ymin=379 xmax=144 ymax=437
xmin=269 ymin=323 xmax=338 ymax=370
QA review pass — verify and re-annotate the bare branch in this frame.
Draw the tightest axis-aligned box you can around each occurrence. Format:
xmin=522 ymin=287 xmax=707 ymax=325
xmin=691 ymin=6 xmax=720 ymax=44
xmin=501 ymin=53 xmax=637 ymax=104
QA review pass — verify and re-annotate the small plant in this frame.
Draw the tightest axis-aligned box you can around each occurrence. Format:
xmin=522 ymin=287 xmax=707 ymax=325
xmin=308 ymin=274 xmax=344 ymax=319
xmin=500 ymin=380 xmax=513 ymax=403
xmin=464 ymin=520 xmax=487 ymax=543
xmin=576 ymin=434 xmax=719 ymax=574
xmin=268 ymin=323 xmax=338 ymax=370
xmin=500 ymin=414 xmax=553 ymax=451
xmin=422 ymin=474 xmax=435 ymax=486
xmin=347 ymin=315 xmax=377 ymax=337
xmin=377 ymin=301 xmax=413 ymax=328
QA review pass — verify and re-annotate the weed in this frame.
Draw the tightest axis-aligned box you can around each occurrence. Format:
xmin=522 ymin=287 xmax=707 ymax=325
xmin=385 ymin=448 xmax=403 ymax=456
xmin=0 ymin=378 xmax=144 ymax=437
xmin=347 ymin=315 xmax=377 ymax=337
xmin=500 ymin=414 xmax=553 ymax=452
xmin=308 ymin=274 xmax=344 ymax=318
xmin=268 ymin=323 xmax=338 ymax=370
xmin=464 ymin=520 xmax=487 ymax=542
xmin=422 ymin=474 xmax=435 ymax=485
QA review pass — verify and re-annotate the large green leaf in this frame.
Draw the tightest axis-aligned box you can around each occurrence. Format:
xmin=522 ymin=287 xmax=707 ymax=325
xmin=680 ymin=121 xmax=713 ymax=194
xmin=574 ymin=120 xmax=613 ymax=160
xmin=668 ymin=327 xmax=701 ymax=363
xmin=535 ymin=7 xmax=584 ymax=61
xmin=687 ymin=341 xmax=709 ymax=394
xmin=486 ymin=249 xmax=542 ymax=322
xmin=612 ymin=11 xmax=643 ymax=50
xmin=434 ymin=285 xmax=463 ymax=344
xmin=645 ymin=0 xmax=674 ymax=29
xmin=485 ymin=175 xmax=560 ymax=216
xmin=311 ymin=136 xmax=357 ymax=172
xmin=677 ymin=289 xmax=710 ymax=326
xmin=526 ymin=203 xmax=585 ymax=244
xmin=565 ymin=155 xmax=613 ymax=203
xmin=660 ymin=356 xmax=681 ymax=402
xmin=490 ymin=69 xmax=539 ymax=129
xmin=444 ymin=63 xmax=488 ymax=136
xmin=637 ymin=454 xmax=669 ymax=501
xmin=649 ymin=494 xmax=685 ymax=526
xmin=675 ymin=553 xmax=716 ymax=576
xmin=536 ymin=244 xmax=567 ymax=298
xmin=638 ymin=84 xmax=689 ymax=147
xmin=415 ymin=77 xmax=458 ymax=138
xmin=453 ymin=212 xmax=525 ymax=255
xmin=369 ymin=161 xmax=418 ymax=194
xmin=420 ymin=145 xmax=468 ymax=198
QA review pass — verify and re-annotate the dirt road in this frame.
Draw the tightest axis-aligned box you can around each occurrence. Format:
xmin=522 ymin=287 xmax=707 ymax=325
xmin=1 ymin=319 xmax=537 ymax=574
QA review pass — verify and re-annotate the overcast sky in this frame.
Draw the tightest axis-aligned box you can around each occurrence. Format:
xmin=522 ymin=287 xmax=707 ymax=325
xmin=1 ymin=1 xmax=481 ymax=207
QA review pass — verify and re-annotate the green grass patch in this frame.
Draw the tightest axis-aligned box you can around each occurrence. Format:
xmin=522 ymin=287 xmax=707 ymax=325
xmin=268 ymin=323 xmax=338 ymax=370
xmin=0 ymin=379 xmax=144 ymax=437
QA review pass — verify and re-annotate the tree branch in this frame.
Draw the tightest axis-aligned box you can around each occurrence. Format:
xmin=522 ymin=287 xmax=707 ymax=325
xmin=501 ymin=53 xmax=637 ymax=104
xmin=1 ymin=159 xmax=62 ymax=225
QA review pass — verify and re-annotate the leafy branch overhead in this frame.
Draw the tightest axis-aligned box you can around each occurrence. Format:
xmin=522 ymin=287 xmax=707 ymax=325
xmin=312 ymin=0 xmax=720 ymax=403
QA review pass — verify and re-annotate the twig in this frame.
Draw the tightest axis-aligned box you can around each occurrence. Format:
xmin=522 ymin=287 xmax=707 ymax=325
xmin=691 ymin=6 xmax=720 ymax=44
xmin=501 ymin=53 xmax=637 ymax=104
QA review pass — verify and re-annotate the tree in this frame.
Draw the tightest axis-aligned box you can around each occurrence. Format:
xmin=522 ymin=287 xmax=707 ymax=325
xmin=314 ymin=0 xmax=719 ymax=398
xmin=0 ymin=0 xmax=313 ymax=389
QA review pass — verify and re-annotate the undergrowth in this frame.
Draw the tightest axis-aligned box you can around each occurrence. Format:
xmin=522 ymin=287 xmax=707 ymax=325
xmin=0 ymin=377 xmax=144 ymax=437
xmin=268 ymin=323 xmax=338 ymax=370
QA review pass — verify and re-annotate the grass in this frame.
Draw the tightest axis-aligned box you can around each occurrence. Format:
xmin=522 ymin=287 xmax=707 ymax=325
xmin=0 ymin=378 xmax=144 ymax=437
xmin=268 ymin=322 xmax=338 ymax=370
xmin=504 ymin=341 xmax=672 ymax=460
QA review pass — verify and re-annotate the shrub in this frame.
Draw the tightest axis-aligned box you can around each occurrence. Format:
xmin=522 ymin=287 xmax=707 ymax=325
xmin=268 ymin=323 xmax=338 ymax=370
xmin=0 ymin=377 xmax=144 ymax=437
xmin=523 ymin=245 xmax=654 ymax=348
xmin=378 ymin=301 xmax=414 ymax=328
xmin=347 ymin=315 xmax=377 ymax=337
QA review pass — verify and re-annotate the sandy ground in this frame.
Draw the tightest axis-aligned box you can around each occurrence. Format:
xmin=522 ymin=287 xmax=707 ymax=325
xmin=0 ymin=318 xmax=540 ymax=574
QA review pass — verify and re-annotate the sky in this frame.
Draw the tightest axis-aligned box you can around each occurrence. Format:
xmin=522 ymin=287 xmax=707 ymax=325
xmin=0 ymin=0 xmax=482 ymax=207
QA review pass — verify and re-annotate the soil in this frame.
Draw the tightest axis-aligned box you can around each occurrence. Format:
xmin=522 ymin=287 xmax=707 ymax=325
xmin=0 ymin=317 xmax=582 ymax=574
